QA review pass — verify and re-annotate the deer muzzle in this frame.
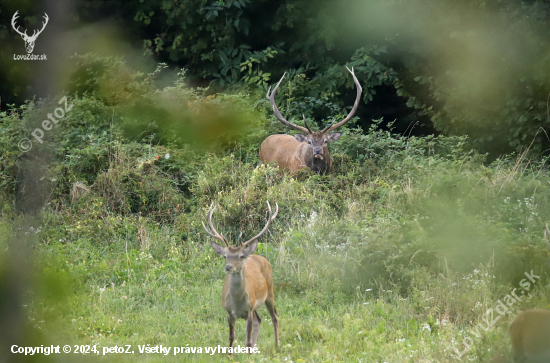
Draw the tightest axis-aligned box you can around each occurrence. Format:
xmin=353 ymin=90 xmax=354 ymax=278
xmin=313 ymin=147 xmax=324 ymax=158
xmin=314 ymin=148 xmax=324 ymax=159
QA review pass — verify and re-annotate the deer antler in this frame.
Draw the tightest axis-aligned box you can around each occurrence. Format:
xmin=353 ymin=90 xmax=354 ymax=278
xmin=267 ymin=73 xmax=310 ymax=134
xmin=11 ymin=11 xmax=48 ymax=40
xmin=202 ymin=203 xmax=229 ymax=247
xmin=321 ymin=66 xmax=363 ymax=133
xmin=11 ymin=11 xmax=27 ymax=38
xmin=30 ymin=13 xmax=49 ymax=39
xmin=242 ymin=202 xmax=279 ymax=247
xmin=302 ymin=115 xmax=313 ymax=133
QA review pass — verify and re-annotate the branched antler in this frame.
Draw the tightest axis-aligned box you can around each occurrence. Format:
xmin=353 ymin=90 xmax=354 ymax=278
xmin=266 ymin=67 xmax=362 ymax=135
xmin=11 ymin=11 xmax=48 ymax=40
xmin=266 ymin=73 xmax=310 ymax=134
xmin=242 ymin=202 xmax=279 ymax=247
xmin=11 ymin=11 xmax=26 ymax=38
xmin=321 ymin=67 xmax=363 ymax=133
xmin=202 ymin=203 xmax=229 ymax=247
xmin=33 ymin=13 xmax=49 ymax=39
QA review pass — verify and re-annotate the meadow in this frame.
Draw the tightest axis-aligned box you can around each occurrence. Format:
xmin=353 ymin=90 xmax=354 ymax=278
xmin=1 ymin=58 xmax=550 ymax=363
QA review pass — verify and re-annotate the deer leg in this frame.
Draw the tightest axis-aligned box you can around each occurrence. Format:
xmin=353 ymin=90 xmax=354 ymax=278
xmin=245 ymin=311 xmax=254 ymax=349
xmin=227 ymin=313 xmax=235 ymax=354
xmin=251 ymin=311 xmax=262 ymax=349
xmin=265 ymin=298 xmax=279 ymax=347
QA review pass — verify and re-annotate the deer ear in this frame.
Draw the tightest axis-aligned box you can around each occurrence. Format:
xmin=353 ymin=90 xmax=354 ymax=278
xmin=294 ymin=134 xmax=307 ymax=143
xmin=211 ymin=240 xmax=226 ymax=256
xmin=327 ymin=132 xmax=342 ymax=141
xmin=243 ymin=240 xmax=259 ymax=255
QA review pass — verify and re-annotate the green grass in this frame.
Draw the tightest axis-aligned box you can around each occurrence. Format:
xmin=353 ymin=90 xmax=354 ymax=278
xmin=2 ymin=63 xmax=550 ymax=362
xmin=3 ymin=145 xmax=550 ymax=362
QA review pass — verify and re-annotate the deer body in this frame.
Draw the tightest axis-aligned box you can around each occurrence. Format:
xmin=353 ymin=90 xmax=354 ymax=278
xmin=260 ymin=134 xmax=334 ymax=174
xmin=222 ymin=254 xmax=273 ymax=318
xmin=204 ymin=203 xmax=279 ymax=353
xmin=261 ymin=67 xmax=362 ymax=174
xmin=510 ymin=309 xmax=550 ymax=362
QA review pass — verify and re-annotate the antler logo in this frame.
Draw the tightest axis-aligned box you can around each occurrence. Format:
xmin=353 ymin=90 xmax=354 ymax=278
xmin=11 ymin=11 xmax=49 ymax=54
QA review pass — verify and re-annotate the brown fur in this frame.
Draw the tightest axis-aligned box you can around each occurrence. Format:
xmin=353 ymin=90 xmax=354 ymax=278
xmin=510 ymin=309 xmax=550 ymax=362
xmin=204 ymin=203 xmax=279 ymax=354
xmin=213 ymin=244 xmax=279 ymax=353
xmin=260 ymin=133 xmax=335 ymax=174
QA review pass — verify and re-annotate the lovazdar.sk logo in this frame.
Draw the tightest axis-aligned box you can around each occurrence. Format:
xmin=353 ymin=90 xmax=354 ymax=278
xmin=12 ymin=10 xmax=48 ymax=60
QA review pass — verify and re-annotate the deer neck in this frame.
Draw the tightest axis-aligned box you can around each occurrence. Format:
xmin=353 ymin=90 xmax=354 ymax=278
xmin=226 ymin=264 xmax=247 ymax=298
xmin=224 ymin=263 xmax=250 ymax=317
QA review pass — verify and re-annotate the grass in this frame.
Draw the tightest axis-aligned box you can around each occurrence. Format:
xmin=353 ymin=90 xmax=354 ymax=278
xmin=3 ymin=147 xmax=550 ymax=362
xmin=1 ymin=62 xmax=550 ymax=362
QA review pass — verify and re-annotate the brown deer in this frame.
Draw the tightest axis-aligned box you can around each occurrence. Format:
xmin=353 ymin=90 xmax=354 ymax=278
xmin=202 ymin=202 xmax=279 ymax=354
xmin=509 ymin=309 xmax=550 ymax=362
xmin=508 ymin=223 xmax=550 ymax=363
xmin=261 ymin=67 xmax=362 ymax=174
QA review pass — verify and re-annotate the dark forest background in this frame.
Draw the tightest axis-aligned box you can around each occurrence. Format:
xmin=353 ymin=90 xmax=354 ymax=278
xmin=2 ymin=0 xmax=550 ymax=157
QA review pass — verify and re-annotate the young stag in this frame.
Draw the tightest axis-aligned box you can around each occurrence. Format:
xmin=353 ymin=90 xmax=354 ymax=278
xmin=261 ymin=66 xmax=362 ymax=174
xmin=202 ymin=202 xmax=279 ymax=353
xmin=508 ymin=223 xmax=550 ymax=363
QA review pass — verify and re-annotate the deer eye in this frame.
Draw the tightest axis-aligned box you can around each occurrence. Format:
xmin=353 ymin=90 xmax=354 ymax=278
xmin=239 ymin=255 xmax=245 ymax=259
xmin=307 ymin=140 xmax=312 ymax=144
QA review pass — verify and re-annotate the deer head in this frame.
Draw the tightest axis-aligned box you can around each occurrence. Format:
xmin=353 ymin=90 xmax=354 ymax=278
xmin=202 ymin=202 xmax=279 ymax=274
xmin=11 ymin=11 xmax=49 ymax=54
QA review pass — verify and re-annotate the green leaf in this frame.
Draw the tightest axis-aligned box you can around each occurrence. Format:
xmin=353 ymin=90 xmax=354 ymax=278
xmin=219 ymin=51 xmax=228 ymax=63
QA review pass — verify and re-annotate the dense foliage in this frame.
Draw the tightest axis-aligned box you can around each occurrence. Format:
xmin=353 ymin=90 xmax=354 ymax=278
xmin=2 ymin=0 xmax=550 ymax=154
xmin=2 ymin=57 xmax=550 ymax=360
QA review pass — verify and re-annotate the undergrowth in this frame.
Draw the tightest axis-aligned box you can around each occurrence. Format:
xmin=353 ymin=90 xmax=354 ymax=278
xmin=1 ymin=57 xmax=550 ymax=362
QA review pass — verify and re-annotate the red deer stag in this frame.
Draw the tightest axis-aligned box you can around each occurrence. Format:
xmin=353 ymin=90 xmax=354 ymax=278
xmin=202 ymin=202 xmax=279 ymax=354
xmin=508 ymin=223 xmax=550 ymax=363
xmin=261 ymin=67 xmax=362 ymax=174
